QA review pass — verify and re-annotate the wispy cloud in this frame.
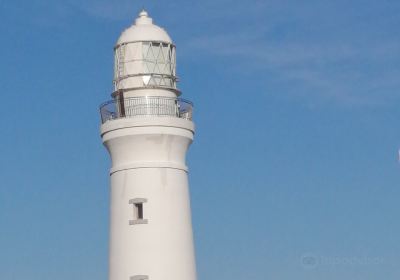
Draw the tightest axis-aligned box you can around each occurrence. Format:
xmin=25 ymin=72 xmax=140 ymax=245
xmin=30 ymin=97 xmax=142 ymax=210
xmin=179 ymin=1 xmax=400 ymax=106
xmin=191 ymin=37 xmax=399 ymax=105
xmin=65 ymin=0 xmax=400 ymax=106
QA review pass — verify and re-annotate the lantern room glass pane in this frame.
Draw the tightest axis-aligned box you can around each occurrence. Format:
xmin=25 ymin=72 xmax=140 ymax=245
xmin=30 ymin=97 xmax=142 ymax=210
xmin=142 ymin=42 xmax=175 ymax=77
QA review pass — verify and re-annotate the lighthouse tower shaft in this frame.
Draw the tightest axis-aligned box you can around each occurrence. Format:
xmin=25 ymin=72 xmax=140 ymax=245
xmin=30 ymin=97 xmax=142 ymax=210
xmin=100 ymin=11 xmax=196 ymax=280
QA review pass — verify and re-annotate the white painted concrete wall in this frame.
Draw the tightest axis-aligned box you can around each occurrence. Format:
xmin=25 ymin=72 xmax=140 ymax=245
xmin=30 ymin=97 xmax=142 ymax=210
xmin=101 ymin=118 xmax=196 ymax=280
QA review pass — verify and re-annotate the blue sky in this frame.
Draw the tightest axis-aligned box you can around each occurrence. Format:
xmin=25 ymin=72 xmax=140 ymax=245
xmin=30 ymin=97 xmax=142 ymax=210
xmin=1 ymin=0 xmax=400 ymax=279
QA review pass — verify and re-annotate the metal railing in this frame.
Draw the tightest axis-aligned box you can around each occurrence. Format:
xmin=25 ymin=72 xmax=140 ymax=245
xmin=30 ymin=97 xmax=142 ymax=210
xmin=100 ymin=96 xmax=193 ymax=124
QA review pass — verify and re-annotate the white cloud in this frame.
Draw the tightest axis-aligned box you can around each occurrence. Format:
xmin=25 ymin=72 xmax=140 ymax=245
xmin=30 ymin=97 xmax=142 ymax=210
xmin=68 ymin=0 xmax=400 ymax=106
xmin=182 ymin=26 xmax=400 ymax=106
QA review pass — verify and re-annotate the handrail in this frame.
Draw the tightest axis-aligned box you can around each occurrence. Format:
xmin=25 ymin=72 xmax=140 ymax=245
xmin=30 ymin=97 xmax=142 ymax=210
xmin=99 ymin=96 xmax=193 ymax=124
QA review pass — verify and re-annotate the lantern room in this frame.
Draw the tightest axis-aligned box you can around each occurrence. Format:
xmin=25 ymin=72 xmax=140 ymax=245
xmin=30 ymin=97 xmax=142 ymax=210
xmin=113 ymin=10 xmax=179 ymax=96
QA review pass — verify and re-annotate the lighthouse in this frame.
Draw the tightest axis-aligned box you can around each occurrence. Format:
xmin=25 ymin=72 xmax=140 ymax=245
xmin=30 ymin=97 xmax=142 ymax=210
xmin=99 ymin=10 xmax=197 ymax=280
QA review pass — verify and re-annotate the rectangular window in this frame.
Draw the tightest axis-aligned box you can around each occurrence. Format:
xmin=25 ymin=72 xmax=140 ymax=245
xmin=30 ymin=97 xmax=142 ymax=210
xmin=129 ymin=198 xmax=148 ymax=225
xmin=130 ymin=276 xmax=149 ymax=280
xmin=136 ymin=203 xmax=143 ymax=219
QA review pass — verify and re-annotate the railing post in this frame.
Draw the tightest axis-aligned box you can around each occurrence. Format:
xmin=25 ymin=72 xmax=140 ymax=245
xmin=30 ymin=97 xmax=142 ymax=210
xmin=118 ymin=91 xmax=126 ymax=118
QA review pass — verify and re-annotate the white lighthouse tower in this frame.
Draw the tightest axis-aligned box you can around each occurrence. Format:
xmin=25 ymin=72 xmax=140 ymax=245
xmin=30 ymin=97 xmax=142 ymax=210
xmin=99 ymin=10 xmax=197 ymax=280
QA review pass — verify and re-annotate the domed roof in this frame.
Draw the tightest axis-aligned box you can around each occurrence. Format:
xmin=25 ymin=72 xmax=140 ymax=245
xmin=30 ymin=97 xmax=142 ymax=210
xmin=116 ymin=10 xmax=172 ymax=46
